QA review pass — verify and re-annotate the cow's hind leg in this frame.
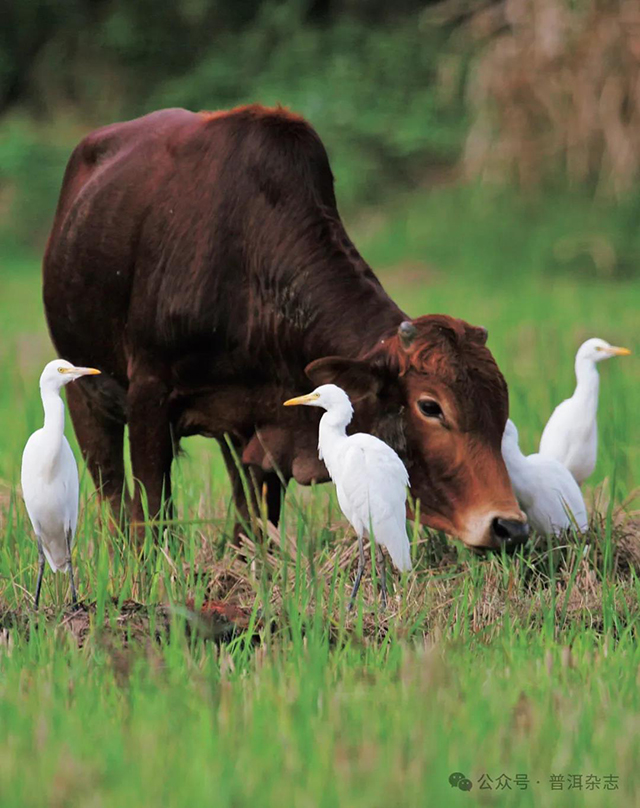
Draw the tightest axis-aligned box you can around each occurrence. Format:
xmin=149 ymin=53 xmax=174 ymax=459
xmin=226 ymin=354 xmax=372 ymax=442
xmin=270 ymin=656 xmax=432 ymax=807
xmin=126 ymin=370 xmax=174 ymax=537
xmin=65 ymin=383 xmax=128 ymax=520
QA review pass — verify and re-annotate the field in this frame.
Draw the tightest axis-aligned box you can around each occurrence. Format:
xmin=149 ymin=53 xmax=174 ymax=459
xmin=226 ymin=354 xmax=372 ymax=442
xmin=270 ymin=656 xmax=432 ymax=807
xmin=0 ymin=185 xmax=639 ymax=806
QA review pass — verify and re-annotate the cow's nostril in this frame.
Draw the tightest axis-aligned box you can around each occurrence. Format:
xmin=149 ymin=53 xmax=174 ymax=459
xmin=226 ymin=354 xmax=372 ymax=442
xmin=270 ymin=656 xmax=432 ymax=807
xmin=492 ymin=517 xmax=529 ymax=548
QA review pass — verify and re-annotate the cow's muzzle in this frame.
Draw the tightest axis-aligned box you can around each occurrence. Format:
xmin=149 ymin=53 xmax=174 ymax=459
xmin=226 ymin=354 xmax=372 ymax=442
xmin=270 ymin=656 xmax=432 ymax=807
xmin=491 ymin=517 xmax=529 ymax=551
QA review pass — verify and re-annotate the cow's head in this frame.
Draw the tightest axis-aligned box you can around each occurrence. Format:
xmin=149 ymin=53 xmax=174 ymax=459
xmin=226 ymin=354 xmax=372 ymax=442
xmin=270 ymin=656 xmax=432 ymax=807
xmin=306 ymin=314 xmax=527 ymax=550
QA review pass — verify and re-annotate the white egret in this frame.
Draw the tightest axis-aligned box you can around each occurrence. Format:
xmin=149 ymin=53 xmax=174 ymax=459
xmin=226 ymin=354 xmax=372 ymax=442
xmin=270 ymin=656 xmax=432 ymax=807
xmin=21 ymin=359 xmax=101 ymax=609
xmin=502 ymin=419 xmax=588 ymax=537
xmin=283 ymin=384 xmax=411 ymax=607
xmin=539 ymin=338 xmax=630 ymax=484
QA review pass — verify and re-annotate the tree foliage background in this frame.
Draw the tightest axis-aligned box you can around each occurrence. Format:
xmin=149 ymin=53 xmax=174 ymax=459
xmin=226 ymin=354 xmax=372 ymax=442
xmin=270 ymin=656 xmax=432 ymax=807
xmin=1 ymin=0 xmax=639 ymax=265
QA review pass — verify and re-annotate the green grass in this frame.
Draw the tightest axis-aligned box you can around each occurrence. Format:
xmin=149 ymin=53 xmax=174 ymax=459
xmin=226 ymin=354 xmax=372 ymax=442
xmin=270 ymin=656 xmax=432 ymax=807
xmin=0 ymin=186 xmax=639 ymax=806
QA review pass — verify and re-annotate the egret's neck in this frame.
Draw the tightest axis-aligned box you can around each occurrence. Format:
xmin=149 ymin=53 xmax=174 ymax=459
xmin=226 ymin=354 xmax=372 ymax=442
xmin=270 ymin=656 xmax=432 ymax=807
xmin=502 ymin=438 xmax=527 ymax=478
xmin=40 ymin=387 xmax=66 ymax=466
xmin=573 ymin=356 xmax=600 ymax=410
xmin=318 ymin=405 xmax=352 ymax=467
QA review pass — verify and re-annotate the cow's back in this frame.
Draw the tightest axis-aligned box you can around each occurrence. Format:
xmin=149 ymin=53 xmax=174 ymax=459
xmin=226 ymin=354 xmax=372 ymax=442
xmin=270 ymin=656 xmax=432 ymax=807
xmin=44 ymin=108 xmax=200 ymax=384
xmin=43 ymin=105 xmax=338 ymax=389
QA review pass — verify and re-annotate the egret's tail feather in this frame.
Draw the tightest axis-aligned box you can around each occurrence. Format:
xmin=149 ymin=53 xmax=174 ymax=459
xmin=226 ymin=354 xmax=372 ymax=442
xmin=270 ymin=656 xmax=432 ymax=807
xmin=389 ymin=535 xmax=412 ymax=573
xmin=41 ymin=541 xmax=71 ymax=573
xmin=374 ymin=518 xmax=412 ymax=572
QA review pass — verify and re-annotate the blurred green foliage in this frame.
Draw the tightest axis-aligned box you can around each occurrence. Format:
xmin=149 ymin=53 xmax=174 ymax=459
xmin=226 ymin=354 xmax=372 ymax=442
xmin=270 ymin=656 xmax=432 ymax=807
xmin=0 ymin=3 xmax=467 ymax=249
xmin=150 ymin=14 xmax=467 ymax=208
xmin=1 ymin=0 xmax=640 ymax=282
xmin=0 ymin=117 xmax=72 ymax=252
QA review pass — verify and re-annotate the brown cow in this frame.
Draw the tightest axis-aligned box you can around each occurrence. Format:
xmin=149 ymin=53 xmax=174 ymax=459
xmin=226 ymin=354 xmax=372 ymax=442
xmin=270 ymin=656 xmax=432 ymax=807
xmin=43 ymin=104 xmax=527 ymax=549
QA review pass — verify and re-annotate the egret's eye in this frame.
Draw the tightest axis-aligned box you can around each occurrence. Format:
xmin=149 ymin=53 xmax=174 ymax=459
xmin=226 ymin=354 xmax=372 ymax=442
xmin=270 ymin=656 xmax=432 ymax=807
xmin=417 ymin=399 xmax=443 ymax=420
xmin=57 ymin=367 xmax=65 ymax=373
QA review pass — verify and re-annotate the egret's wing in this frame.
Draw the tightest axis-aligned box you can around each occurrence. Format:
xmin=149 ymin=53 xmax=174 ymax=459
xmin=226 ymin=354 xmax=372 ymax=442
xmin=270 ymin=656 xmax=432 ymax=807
xmin=60 ymin=437 xmax=80 ymax=537
xmin=527 ymin=454 xmax=588 ymax=535
xmin=337 ymin=435 xmax=411 ymax=572
xmin=21 ymin=432 xmax=43 ymax=534
xmin=547 ymin=462 xmax=589 ymax=533
xmin=20 ymin=433 xmax=79 ymax=572
xmin=541 ymin=395 xmax=598 ymax=484
xmin=539 ymin=399 xmax=575 ymax=463
xmin=559 ymin=492 xmax=589 ymax=533
xmin=39 ymin=441 xmax=79 ymax=571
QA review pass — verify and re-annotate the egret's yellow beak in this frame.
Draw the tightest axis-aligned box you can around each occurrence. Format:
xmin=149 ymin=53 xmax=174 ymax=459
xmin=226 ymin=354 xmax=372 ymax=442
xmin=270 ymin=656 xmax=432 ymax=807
xmin=283 ymin=392 xmax=320 ymax=406
xmin=77 ymin=367 xmax=101 ymax=375
xmin=607 ymin=346 xmax=631 ymax=357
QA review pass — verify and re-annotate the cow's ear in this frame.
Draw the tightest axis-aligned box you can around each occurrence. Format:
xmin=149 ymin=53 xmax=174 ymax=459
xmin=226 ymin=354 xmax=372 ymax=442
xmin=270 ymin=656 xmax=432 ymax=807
xmin=305 ymin=356 xmax=383 ymax=402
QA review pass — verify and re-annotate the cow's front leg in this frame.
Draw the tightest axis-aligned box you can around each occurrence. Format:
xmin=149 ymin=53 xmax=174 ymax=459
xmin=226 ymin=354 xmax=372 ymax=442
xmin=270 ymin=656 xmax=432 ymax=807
xmin=263 ymin=471 xmax=284 ymax=527
xmin=220 ymin=438 xmax=285 ymax=544
xmin=127 ymin=370 xmax=174 ymax=540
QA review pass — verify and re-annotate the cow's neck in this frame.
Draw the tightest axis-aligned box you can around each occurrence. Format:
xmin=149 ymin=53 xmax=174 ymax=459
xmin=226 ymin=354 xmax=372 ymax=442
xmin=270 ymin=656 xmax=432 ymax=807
xmin=284 ymin=223 xmax=406 ymax=361
xmin=308 ymin=290 xmax=404 ymax=360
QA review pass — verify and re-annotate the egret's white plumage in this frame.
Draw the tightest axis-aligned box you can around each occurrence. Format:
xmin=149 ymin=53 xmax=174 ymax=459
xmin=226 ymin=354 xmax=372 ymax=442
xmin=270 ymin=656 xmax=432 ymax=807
xmin=539 ymin=338 xmax=630 ymax=484
xmin=284 ymin=384 xmax=411 ymax=605
xmin=502 ymin=419 xmax=588 ymax=537
xmin=21 ymin=359 xmax=100 ymax=609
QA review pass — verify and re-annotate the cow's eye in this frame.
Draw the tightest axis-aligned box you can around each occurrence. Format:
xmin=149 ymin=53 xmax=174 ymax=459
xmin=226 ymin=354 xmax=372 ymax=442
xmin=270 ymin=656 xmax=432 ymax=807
xmin=417 ymin=399 xmax=443 ymax=420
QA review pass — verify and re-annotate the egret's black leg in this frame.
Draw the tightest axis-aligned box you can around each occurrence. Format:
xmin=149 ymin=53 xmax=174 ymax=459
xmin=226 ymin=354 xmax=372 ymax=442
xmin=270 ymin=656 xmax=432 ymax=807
xmin=66 ymin=530 xmax=79 ymax=609
xmin=377 ymin=546 xmax=387 ymax=611
xmin=348 ymin=532 xmax=366 ymax=611
xmin=34 ymin=542 xmax=45 ymax=611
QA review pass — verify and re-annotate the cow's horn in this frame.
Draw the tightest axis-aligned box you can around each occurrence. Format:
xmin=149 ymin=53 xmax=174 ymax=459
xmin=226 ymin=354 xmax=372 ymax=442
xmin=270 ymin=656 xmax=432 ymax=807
xmin=398 ymin=320 xmax=417 ymax=350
